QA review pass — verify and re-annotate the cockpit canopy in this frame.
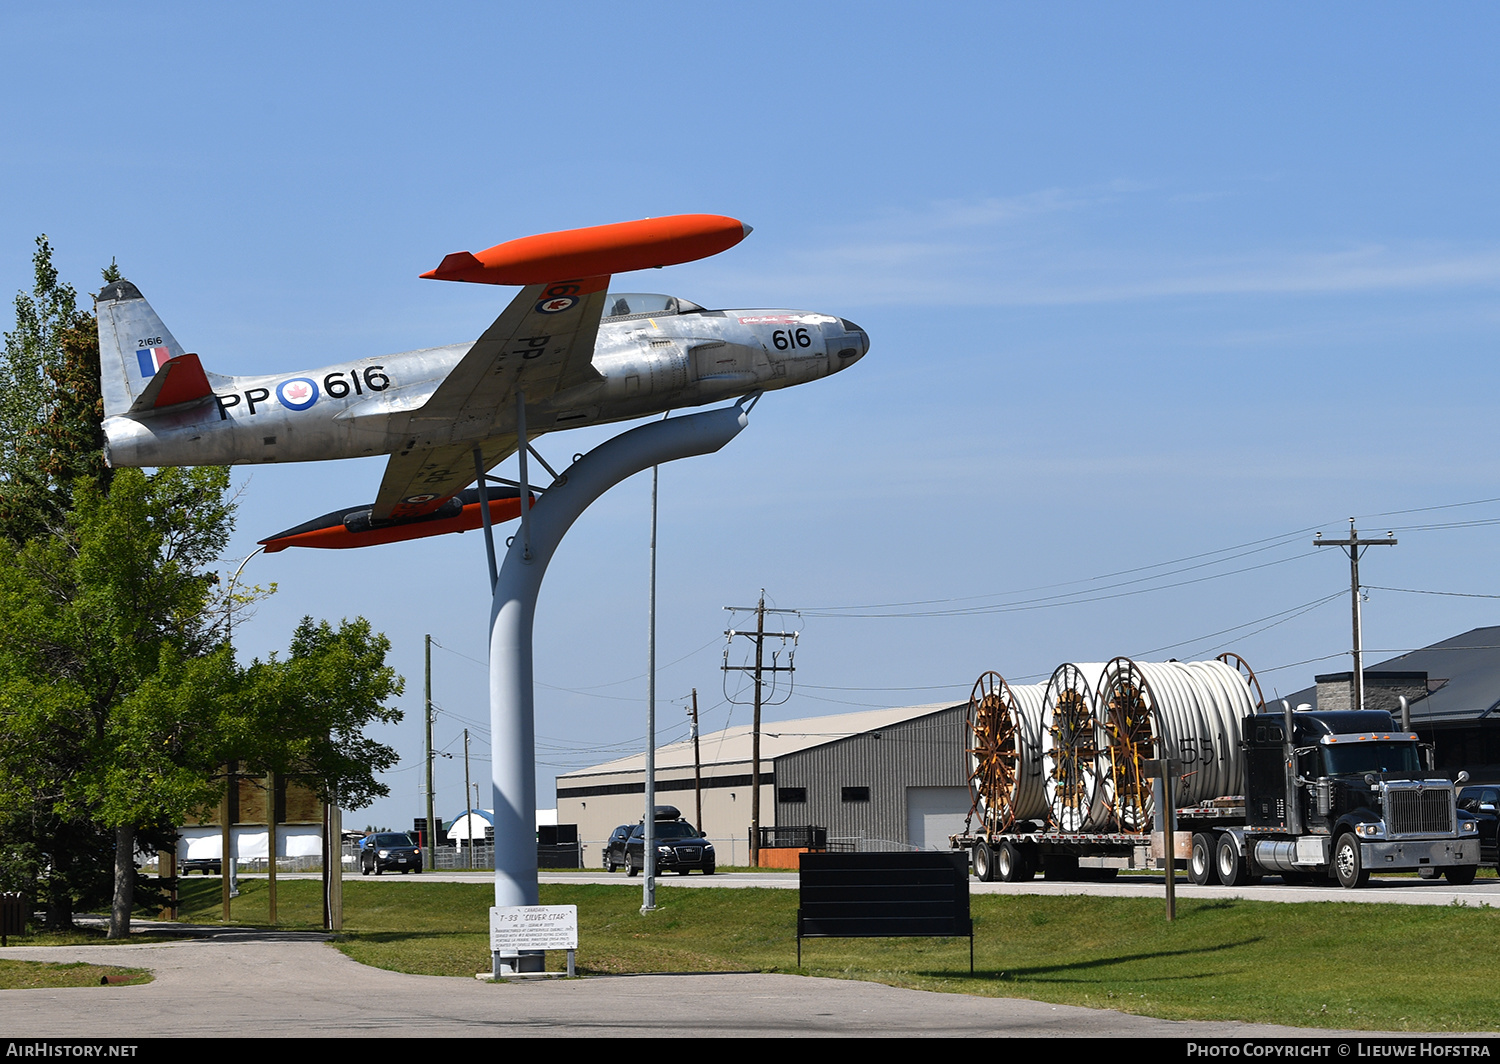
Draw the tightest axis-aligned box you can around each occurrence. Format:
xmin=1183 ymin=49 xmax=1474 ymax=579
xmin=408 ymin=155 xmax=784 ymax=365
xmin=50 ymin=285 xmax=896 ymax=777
xmin=602 ymin=293 xmax=703 ymax=320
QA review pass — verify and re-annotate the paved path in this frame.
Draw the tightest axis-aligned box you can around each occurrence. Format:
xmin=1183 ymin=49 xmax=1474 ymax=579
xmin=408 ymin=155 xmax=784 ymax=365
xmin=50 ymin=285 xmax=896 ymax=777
xmin=0 ymin=929 xmax=1386 ymax=1038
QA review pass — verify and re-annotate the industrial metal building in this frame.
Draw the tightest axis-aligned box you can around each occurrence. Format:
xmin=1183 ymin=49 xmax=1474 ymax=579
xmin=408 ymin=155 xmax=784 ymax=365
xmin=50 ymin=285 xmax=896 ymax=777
xmin=1277 ymin=625 xmax=1500 ymax=782
xmin=555 ymin=701 xmax=969 ymax=867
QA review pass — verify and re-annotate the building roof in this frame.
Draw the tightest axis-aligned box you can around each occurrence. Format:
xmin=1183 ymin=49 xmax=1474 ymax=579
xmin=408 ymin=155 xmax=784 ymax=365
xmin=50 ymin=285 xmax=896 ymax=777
xmin=555 ymin=702 xmax=961 ymax=781
xmin=1277 ymin=625 xmax=1500 ymax=724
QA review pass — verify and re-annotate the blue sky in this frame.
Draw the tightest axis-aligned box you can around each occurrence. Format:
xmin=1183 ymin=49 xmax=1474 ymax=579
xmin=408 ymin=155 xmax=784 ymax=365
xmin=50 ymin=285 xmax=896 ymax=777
xmin=4 ymin=5 xmax=1500 ymax=831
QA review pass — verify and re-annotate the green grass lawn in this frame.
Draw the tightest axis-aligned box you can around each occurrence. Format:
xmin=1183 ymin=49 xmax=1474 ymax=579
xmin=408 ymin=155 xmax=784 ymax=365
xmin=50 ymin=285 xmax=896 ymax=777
xmin=166 ymin=877 xmax=1500 ymax=1032
xmin=0 ymin=958 xmax=151 ymax=990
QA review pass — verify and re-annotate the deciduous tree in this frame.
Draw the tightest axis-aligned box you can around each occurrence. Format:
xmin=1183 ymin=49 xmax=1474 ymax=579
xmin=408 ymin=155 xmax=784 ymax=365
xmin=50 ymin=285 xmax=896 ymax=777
xmin=0 ymin=467 xmax=235 ymax=935
xmin=0 ymin=242 xmax=404 ymax=938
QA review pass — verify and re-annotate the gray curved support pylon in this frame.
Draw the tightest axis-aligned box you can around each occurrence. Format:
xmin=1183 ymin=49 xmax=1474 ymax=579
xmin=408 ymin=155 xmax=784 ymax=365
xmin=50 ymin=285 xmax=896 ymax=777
xmin=489 ymin=402 xmax=750 ymax=910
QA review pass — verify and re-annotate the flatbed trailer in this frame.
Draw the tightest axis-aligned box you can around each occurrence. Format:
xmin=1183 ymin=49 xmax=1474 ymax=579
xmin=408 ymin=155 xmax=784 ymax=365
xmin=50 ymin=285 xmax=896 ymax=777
xmin=955 ymin=773 xmax=1480 ymax=888
xmin=952 ymin=803 xmax=1243 ymax=883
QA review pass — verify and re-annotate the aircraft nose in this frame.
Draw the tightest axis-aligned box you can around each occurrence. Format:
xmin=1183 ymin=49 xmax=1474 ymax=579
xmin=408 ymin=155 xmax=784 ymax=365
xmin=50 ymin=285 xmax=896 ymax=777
xmin=834 ymin=318 xmax=869 ymax=366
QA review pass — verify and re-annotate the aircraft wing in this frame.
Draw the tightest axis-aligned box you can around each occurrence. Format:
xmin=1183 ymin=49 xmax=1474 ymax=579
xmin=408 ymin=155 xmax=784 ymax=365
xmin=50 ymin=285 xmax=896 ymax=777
xmin=373 ymin=433 xmax=525 ymax=522
xmin=372 ymin=274 xmax=609 ymax=520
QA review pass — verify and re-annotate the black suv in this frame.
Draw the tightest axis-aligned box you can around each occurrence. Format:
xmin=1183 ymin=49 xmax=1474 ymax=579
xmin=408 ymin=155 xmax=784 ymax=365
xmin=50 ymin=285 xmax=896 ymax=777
xmin=604 ymin=806 xmax=715 ymax=876
xmin=603 ymin=824 xmax=634 ymax=872
xmin=359 ymin=832 xmax=422 ymax=875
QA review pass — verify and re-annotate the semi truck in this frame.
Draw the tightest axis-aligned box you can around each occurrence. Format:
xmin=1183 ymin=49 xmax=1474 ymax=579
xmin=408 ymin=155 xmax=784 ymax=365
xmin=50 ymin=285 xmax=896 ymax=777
xmin=954 ymin=703 xmax=1481 ymax=888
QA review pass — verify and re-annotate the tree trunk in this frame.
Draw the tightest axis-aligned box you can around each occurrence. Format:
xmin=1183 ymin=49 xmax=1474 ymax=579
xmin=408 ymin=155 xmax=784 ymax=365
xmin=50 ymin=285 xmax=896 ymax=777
xmin=108 ymin=824 xmax=135 ymax=939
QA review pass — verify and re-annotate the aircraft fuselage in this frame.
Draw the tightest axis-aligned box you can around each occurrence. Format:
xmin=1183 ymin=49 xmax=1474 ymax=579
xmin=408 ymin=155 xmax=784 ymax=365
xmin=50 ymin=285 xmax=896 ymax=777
xmin=102 ymin=300 xmax=868 ymax=468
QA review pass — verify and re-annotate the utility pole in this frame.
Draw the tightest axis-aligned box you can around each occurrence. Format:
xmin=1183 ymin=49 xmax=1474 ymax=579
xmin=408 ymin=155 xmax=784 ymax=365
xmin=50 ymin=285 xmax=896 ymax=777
xmin=1315 ymin=520 xmax=1396 ymax=712
xmin=425 ymin=635 xmax=436 ymax=870
xmin=723 ymin=592 xmax=799 ymax=866
xmin=689 ymin=689 xmax=703 ymax=833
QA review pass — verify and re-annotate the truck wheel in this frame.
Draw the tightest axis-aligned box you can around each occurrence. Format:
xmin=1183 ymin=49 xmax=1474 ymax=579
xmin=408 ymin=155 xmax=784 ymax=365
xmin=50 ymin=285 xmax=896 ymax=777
xmin=972 ymin=841 xmax=995 ymax=882
xmin=1333 ymin=833 xmax=1368 ymax=888
xmin=1446 ymin=865 xmax=1478 ymax=886
xmin=1189 ymin=833 xmax=1215 ymax=886
xmin=1215 ymin=833 xmax=1249 ymax=887
xmin=997 ymin=840 xmax=1034 ymax=882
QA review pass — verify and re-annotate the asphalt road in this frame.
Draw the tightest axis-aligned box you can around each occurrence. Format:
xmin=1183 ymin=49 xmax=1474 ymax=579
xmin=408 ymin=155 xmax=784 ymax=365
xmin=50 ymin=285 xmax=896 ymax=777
xmin=0 ymin=926 xmax=1395 ymax=1039
xmin=325 ymin=867 xmax=1500 ymax=907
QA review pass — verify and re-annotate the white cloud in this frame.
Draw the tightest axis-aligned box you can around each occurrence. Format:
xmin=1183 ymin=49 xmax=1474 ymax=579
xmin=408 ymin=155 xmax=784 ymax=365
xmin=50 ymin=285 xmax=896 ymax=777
xmin=706 ymin=188 xmax=1500 ymax=310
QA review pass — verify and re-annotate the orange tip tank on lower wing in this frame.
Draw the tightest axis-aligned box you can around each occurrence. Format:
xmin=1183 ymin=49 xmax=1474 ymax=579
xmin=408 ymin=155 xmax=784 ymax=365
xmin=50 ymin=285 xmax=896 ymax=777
xmin=260 ymin=487 xmax=529 ymax=553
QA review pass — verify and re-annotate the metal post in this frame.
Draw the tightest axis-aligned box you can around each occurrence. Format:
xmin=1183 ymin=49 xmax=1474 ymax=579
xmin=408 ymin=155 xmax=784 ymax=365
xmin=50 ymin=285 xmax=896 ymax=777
xmin=474 ymin=447 xmax=498 ymax=591
xmin=488 ymin=403 xmax=750 ymax=975
xmin=643 ymin=462 xmax=659 ymax=914
xmin=516 ymin=389 xmax=531 ymax=561
xmin=1147 ymin=758 xmax=1179 ymax=921
xmin=1162 ymin=770 xmax=1174 ymax=922
xmin=463 ymin=728 xmax=473 ymax=870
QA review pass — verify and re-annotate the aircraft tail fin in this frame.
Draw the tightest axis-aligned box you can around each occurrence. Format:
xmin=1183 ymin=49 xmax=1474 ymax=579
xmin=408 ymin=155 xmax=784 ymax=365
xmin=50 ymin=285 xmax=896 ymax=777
xmin=96 ymin=280 xmax=195 ymax=417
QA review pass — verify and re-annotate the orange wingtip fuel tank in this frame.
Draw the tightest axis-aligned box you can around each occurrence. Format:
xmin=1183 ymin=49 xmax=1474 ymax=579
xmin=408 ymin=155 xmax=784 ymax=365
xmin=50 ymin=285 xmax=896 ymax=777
xmin=420 ymin=214 xmax=751 ymax=285
xmin=259 ymin=487 xmax=530 ymax=553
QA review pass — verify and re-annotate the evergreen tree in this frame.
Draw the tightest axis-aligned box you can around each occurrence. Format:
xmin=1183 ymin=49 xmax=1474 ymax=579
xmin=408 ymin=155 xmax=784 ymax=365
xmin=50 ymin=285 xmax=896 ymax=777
xmin=0 ymin=236 xmax=95 ymax=542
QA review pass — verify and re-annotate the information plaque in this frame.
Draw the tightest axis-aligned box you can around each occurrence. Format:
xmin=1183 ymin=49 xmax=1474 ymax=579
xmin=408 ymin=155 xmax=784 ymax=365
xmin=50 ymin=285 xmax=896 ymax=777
xmin=490 ymin=905 xmax=578 ymax=952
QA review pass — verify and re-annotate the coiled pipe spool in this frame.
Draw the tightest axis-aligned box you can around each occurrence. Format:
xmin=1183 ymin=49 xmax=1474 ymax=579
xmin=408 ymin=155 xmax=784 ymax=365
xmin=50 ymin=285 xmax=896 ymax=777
xmin=1216 ymin=651 xmax=1267 ymax=712
xmin=1096 ymin=657 xmax=1157 ymax=832
xmin=1041 ymin=662 xmax=1110 ymax=831
xmin=1095 ymin=657 xmax=1257 ymax=830
xmin=966 ymin=671 xmax=1048 ymax=834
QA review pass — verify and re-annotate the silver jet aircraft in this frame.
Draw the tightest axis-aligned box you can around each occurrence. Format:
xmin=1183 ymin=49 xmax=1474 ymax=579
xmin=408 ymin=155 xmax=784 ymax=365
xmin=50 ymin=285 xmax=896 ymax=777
xmin=95 ymin=215 xmax=868 ymax=551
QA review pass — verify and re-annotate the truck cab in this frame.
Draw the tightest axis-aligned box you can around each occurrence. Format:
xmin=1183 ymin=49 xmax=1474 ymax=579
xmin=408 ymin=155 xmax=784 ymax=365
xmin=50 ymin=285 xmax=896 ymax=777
xmin=1236 ymin=708 xmax=1480 ymax=887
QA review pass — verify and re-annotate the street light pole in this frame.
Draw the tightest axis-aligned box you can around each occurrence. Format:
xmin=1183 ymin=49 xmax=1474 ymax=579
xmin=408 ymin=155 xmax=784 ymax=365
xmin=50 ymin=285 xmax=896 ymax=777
xmin=221 ymin=545 xmax=264 ymax=922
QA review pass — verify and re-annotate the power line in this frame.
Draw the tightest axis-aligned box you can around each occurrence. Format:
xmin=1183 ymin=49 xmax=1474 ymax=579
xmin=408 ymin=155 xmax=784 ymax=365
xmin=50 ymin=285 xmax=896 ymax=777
xmin=796 ymin=494 xmax=1500 ymax=619
xmin=1128 ymin=590 xmax=1347 ymax=658
xmin=1365 ymin=585 xmax=1500 ymax=600
xmin=800 ymin=550 xmax=1318 ymax=619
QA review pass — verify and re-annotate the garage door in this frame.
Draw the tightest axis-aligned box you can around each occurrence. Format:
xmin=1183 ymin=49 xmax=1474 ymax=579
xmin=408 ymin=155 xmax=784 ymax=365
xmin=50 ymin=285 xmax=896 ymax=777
xmin=906 ymin=787 xmax=972 ymax=850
